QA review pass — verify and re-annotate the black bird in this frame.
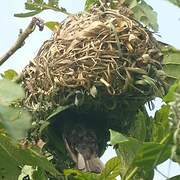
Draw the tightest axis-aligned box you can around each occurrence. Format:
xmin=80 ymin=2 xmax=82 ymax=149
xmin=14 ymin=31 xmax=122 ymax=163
xmin=63 ymin=123 xmax=104 ymax=172
xmin=43 ymin=107 xmax=109 ymax=173
xmin=42 ymin=97 xmax=143 ymax=173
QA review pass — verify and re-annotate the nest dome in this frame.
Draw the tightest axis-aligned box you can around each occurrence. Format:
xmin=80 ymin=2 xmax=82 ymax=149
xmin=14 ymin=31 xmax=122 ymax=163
xmin=22 ymin=9 xmax=165 ymax=119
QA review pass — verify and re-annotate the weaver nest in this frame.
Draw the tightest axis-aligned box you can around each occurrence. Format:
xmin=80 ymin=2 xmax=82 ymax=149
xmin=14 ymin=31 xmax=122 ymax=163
xmin=22 ymin=9 xmax=165 ymax=121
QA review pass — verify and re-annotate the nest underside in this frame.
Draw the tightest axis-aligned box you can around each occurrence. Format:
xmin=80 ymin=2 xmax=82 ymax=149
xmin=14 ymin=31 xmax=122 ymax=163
xmin=22 ymin=9 xmax=165 ymax=120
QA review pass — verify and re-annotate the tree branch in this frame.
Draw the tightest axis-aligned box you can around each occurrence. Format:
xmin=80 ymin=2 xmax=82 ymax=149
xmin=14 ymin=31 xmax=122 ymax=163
xmin=0 ymin=17 xmax=44 ymax=66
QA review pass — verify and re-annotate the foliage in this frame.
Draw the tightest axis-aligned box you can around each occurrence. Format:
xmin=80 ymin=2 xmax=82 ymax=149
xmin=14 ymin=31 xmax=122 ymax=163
xmin=63 ymin=157 xmax=121 ymax=180
xmin=109 ymin=128 xmax=171 ymax=179
xmin=151 ymin=105 xmax=170 ymax=143
xmin=85 ymin=0 xmax=158 ymax=31
xmin=14 ymin=0 xmax=69 ymax=18
xmin=99 ymin=157 xmax=121 ymax=179
xmin=168 ymin=0 xmax=180 ymax=7
xmin=1 ymin=0 xmax=180 ymax=179
xmin=130 ymin=0 xmax=158 ymax=31
xmin=128 ymin=111 xmax=150 ymax=141
xmin=44 ymin=21 xmax=60 ymax=31
xmin=168 ymin=81 xmax=180 ymax=163
xmin=161 ymin=46 xmax=180 ymax=80
xmin=0 ymin=69 xmax=18 ymax=80
xmin=85 ymin=0 xmax=99 ymax=10
xmin=0 ymin=79 xmax=31 ymax=139
xmin=168 ymin=175 xmax=180 ymax=180
xmin=0 ymin=78 xmax=61 ymax=179
xmin=163 ymin=81 xmax=179 ymax=103
xmin=0 ymin=134 xmax=61 ymax=179
xmin=0 ymin=106 xmax=31 ymax=140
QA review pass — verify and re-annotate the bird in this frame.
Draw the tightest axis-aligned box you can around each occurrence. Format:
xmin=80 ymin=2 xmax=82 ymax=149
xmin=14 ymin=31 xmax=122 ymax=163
xmin=63 ymin=123 xmax=104 ymax=173
xmin=43 ymin=107 xmax=109 ymax=173
xmin=42 ymin=97 xmax=144 ymax=173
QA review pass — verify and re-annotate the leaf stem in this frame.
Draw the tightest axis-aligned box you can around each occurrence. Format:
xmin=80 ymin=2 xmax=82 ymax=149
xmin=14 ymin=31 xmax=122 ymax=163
xmin=160 ymin=133 xmax=172 ymax=144
xmin=0 ymin=17 xmax=43 ymax=66
xmin=42 ymin=4 xmax=71 ymax=15
xmin=125 ymin=167 xmax=139 ymax=180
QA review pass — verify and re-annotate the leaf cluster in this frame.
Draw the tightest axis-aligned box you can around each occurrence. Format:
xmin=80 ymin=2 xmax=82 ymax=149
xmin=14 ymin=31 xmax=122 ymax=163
xmin=0 ymin=71 xmax=63 ymax=179
xmin=14 ymin=0 xmax=69 ymax=18
xmin=0 ymin=73 xmax=31 ymax=140
xmin=168 ymin=0 xmax=180 ymax=7
xmin=1 ymin=0 xmax=180 ymax=179
xmin=85 ymin=0 xmax=158 ymax=31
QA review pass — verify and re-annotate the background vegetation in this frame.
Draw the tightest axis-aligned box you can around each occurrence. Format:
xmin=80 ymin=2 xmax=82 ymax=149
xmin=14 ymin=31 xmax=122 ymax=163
xmin=0 ymin=0 xmax=180 ymax=179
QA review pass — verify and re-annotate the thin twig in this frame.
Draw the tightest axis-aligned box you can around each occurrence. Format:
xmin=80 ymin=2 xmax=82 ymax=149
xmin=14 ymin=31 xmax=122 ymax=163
xmin=0 ymin=17 xmax=44 ymax=66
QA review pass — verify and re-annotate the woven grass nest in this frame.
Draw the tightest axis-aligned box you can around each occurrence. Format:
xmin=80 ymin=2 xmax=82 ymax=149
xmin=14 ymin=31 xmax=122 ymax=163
xmin=22 ymin=9 xmax=165 ymax=121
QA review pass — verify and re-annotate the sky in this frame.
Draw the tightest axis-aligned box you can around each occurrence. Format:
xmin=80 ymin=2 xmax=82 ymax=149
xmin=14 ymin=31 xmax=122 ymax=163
xmin=0 ymin=0 xmax=180 ymax=179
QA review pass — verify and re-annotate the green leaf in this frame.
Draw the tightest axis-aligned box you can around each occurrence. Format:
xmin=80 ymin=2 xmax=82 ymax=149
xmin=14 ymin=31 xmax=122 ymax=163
xmin=124 ymin=0 xmax=139 ymax=9
xmin=163 ymin=64 xmax=180 ymax=79
xmin=0 ymin=140 xmax=21 ymax=180
xmin=162 ymin=46 xmax=180 ymax=64
xmin=100 ymin=157 xmax=121 ymax=180
xmin=1 ymin=69 xmax=18 ymax=80
xmin=85 ymin=0 xmax=99 ymax=10
xmin=15 ymin=0 xmax=68 ymax=17
xmin=44 ymin=21 xmax=60 ymax=31
xmin=76 ymin=172 xmax=98 ymax=180
xmin=48 ymin=0 xmax=59 ymax=7
xmin=110 ymin=130 xmax=171 ymax=178
xmin=161 ymin=46 xmax=180 ymax=80
xmin=14 ymin=10 xmax=42 ymax=17
xmin=116 ymin=138 xmax=142 ymax=168
xmin=25 ymin=2 xmax=42 ymax=10
xmin=168 ymin=0 xmax=180 ymax=7
xmin=64 ymin=169 xmax=81 ymax=177
xmin=163 ymin=81 xmax=179 ymax=103
xmin=0 ymin=106 xmax=31 ymax=140
xmin=34 ymin=0 xmax=43 ymax=3
xmin=168 ymin=175 xmax=180 ymax=180
xmin=128 ymin=111 xmax=147 ymax=141
xmin=0 ymin=134 xmax=61 ymax=179
xmin=152 ymin=105 xmax=170 ymax=143
xmin=110 ymin=130 xmax=142 ymax=176
xmin=18 ymin=165 xmax=35 ymax=180
xmin=32 ymin=167 xmax=47 ymax=180
xmin=132 ymin=0 xmax=158 ymax=31
xmin=64 ymin=169 xmax=98 ymax=180
xmin=133 ymin=142 xmax=171 ymax=168
xmin=110 ymin=129 xmax=129 ymax=145
xmin=0 ymin=79 xmax=24 ymax=106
